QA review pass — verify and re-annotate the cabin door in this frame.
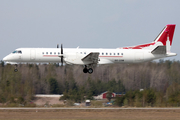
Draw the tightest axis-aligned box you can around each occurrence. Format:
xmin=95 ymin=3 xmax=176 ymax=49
xmin=30 ymin=49 xmax=36 ymax=60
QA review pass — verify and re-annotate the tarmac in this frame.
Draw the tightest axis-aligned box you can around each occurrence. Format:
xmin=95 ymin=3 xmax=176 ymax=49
xmin=1 ymin=107 xmax=180 ymax=110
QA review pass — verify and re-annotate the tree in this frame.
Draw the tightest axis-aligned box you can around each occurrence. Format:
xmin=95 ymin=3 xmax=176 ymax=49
xmin=146 ymin=89 xmax=156 ymax=106
xmin=0 ymin=60 xmax=4 ymax=67
xmin=49 ymin=78 xmax=59 ymax=94
xmin=106 ymin=91 xmax=113 ymax=102
xmin=115 ymin=95 xmax=125 ymax=106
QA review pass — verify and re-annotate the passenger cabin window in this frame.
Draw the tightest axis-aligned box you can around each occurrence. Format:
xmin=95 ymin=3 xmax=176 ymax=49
xmin=121 ymin=53 xmax=123 ymax=55
xmin=117 ymin=53 xmax=119 ymax=55
xmin=102 ymin=53 xmax=104 ymax=55
xmin=50 ymin=52 xmax=52 ymax=54
xmin=42 ymin=52 xmax=44 ymax=54
xmin=54 ymin=52 xmax=56 ymax=54
xmin=46 ymin=52 xmax=48 ymax=54
xmin=106 ymin=53 xmax=108 ymax=55
xmin=84 ymin=52 xmax=86 ymax=54
xmin=58 ymin=52 xmax=60 ymax=55
xmin=110 ymin=53 xmax=112 ymax=55
xmin=114 ymin=53 xmax=116 ymax=55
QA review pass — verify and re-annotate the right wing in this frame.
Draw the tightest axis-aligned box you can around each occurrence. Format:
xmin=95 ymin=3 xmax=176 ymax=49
xmin=81 ymin=52 xmax=99 ymax=64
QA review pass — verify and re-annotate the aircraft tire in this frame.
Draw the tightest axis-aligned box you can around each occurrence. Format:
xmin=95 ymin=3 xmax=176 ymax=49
xmin=88 ymin=68 xmax=93 ymax=74
xmin=83 ymin=68 xmax=88 ymax=73
xmin=14 ymin=69 xmax=18 ymax=72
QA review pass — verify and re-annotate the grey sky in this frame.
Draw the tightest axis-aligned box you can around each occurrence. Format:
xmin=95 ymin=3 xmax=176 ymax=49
xmin=1 ymin=0 xmax=180 ymax=61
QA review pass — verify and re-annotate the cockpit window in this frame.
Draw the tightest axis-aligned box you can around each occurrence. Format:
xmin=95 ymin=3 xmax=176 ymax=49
xmin=12 ymin=51 xmax=17 ymax=53
xmin=18 ymin=51 xmax=22 ymax=53
xmin=12 ymin=50 xmax=22 ymax=54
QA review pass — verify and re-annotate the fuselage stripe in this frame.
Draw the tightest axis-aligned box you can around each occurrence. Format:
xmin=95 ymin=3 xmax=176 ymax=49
xmin=43 ymin=55 xmax=123 ymax=58
xmin=43 ymin=55 xmax=59 ymax=57
xmin=99 ymin=56 xmax=123 ymax=57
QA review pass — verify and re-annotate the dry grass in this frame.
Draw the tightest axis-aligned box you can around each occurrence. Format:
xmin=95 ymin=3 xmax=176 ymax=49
xmin=0 ymin=109 xmax=180 ymax=120
xmin=90 ymin=100 xmax=104 ymax=107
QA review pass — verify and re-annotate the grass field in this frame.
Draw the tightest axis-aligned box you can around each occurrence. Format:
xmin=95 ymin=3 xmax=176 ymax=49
xmin=0 ymin=108 xmax=180 ymax=120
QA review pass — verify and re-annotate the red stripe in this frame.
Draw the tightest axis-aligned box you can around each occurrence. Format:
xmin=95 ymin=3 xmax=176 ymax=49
xmin=43 ymin=55 xmax=59 ymax=57
xmin=43 ymin=55 xmax=123 ymax=58
xmin=99 ymin=56 xmax=123 ymax=57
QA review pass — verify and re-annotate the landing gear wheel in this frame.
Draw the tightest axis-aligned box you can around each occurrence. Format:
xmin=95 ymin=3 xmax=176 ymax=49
xmin=83 ymin=68 xmax=88 ymax=73
xmin=14 ymin=64 xmax=18 ymax=72
xmin=88 ymin=68 xmax=93 ymax=74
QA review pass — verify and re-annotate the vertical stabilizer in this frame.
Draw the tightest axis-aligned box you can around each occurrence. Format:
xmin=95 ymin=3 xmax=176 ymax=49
xmin=119 ymin=24 xmax=176 ymax=54
xmin=154 ymin=24 xmax=176 ymax=53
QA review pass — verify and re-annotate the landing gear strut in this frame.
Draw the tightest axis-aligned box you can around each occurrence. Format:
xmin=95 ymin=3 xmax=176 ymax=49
xmin=83 ymin=65 xmax=93 ymax=74
xmin=14 ymin=64 xmax=18 ymax=72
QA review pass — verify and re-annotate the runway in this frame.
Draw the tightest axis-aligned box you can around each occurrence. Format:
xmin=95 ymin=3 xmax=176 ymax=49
xmin=0 ymin=107 xmax=180 ymax=110
xmin=0 ymin=107 xmax=180 ymax=120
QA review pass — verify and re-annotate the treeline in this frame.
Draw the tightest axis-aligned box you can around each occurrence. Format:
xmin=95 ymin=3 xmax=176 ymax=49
xmin=115 ymin=83 xmax=180 ymax=107
xmin=0 ymin=59 xmax=180 ymax=106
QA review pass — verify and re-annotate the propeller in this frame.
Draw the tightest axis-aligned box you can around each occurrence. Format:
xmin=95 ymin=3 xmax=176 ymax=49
xmin=61 ymin=44 xmax=63 ymax=66
xmin=57 ymin=44 xmax=59 ymax=48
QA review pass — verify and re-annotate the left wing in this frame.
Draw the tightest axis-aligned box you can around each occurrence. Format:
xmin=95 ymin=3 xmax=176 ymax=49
xmin=82 ymin=52 xmax=99 ymax=64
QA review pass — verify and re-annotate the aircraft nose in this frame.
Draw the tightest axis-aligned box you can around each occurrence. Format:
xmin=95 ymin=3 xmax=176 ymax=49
xmin=3 ymin=55 xmax=10 ymax=62
xmin=3 ymin=56 xmax=8 ymax=61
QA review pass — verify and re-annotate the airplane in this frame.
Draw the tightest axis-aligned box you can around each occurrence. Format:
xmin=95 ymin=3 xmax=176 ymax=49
xmin=3 ymin=24 xmax=177 ymax=74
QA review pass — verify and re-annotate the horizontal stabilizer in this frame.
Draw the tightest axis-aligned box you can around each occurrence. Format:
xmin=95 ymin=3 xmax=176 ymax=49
xmin=151 ymin=46 xmax=166 ymax=54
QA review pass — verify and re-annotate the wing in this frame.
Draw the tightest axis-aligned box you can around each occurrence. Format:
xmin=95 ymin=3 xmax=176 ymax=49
xmin=82 ymin=52 xmax=99 ymax=64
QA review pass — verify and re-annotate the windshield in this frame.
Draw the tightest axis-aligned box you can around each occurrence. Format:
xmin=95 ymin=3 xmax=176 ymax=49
xmin=12 ymin=50 xmax=22 ymax=54
xmin=12 ymin=51 xmax=17 ymax=53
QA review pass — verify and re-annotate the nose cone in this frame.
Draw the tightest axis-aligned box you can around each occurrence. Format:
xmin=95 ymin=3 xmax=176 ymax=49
xmin=3 ymin=55 xmax=11 ymax=62
xmin=3 ymin=56 xmax=8 ymax=61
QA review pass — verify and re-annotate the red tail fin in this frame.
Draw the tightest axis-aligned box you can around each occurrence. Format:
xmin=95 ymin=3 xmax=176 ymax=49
xmin=119 ymin=24 xmax=176 ymax=51
xmin=155 ymin=24 xmax=176 ymax=46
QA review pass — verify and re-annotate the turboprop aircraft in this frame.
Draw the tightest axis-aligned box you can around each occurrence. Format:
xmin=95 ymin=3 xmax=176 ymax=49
xmin=3 ymin=24 xmax=177 ymax=74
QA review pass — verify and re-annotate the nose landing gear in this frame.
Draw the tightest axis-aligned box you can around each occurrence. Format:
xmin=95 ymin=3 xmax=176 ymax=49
xmin=83 ymin=65 xmax=93 ymax=74
xmin=14 ymin=64 xmax=18 ymax=72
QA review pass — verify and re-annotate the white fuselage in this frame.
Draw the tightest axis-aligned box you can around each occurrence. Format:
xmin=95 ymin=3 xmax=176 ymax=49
xmin=2 ymin=24 xmax=177 ymax=73
xmin=3 ymin=48 xmax=168 ymax=65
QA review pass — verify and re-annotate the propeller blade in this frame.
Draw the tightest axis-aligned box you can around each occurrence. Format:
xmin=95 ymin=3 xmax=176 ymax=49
xmin=61 ymin=44 xmax=63 ymax=66
xmin=61 ymin=44 xmax=63 ymax=54
xmin=57 ymin=44 xmax=59 ymax=48
xmin=61 ymin=56 xmax=63 ymax=66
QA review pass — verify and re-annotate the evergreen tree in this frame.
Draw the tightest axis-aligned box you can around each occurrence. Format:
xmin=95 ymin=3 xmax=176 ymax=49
xmin=106 ymin=91 xmax=113 ymax=102
xmin=49 ymin=78 xmax=59 ymax=94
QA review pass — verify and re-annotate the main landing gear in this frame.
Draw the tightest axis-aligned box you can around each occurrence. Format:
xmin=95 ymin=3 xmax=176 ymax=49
xmin=14 ymin=64 xmax=18 ymax=72
xmin=83 ymin=65 xmax=93 ymax=74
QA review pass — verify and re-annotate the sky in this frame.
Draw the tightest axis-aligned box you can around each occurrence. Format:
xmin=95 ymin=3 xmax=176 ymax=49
xmin=1 ymin=0 xmax=180 ymax=61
